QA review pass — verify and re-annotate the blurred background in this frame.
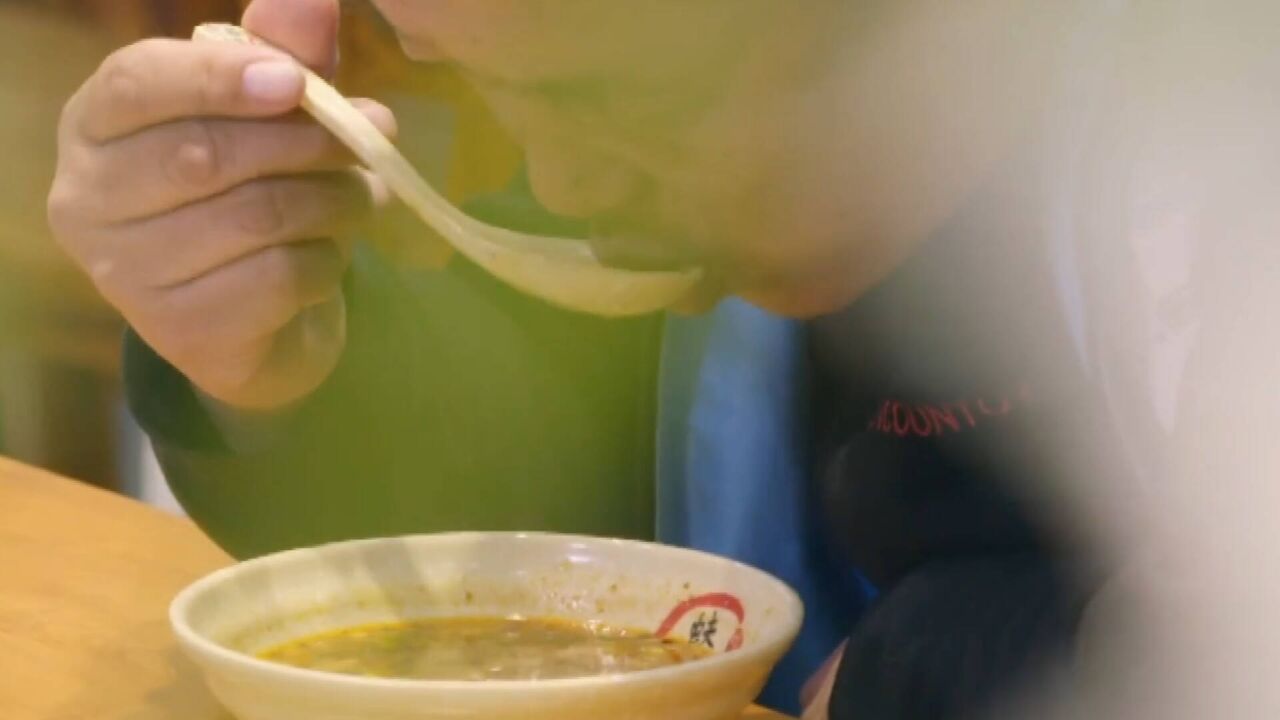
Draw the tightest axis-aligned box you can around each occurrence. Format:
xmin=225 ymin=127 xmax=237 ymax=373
xmin=0 ymin=0 xmax=520 ymax=510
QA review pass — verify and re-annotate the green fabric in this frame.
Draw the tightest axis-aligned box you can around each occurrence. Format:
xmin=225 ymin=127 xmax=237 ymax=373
xmin=131 ymin=250 xmax=664 ymax=559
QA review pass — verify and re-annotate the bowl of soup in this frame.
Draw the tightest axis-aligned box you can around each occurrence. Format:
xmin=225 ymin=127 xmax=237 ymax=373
xmin=170 ymin=532 xmax=803 ymax=720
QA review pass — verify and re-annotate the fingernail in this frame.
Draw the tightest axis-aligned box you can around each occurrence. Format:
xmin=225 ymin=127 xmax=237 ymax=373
xmin=242 ymin=60 xmax=304 ymax=103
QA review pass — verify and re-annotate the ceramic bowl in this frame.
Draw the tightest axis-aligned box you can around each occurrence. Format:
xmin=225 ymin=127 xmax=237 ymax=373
xmin=171 ymin=532 xmax=803 ymax=720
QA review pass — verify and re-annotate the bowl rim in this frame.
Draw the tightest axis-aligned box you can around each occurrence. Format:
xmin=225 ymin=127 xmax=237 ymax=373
xmin=170 ymin=531 xmax=805 ymax=694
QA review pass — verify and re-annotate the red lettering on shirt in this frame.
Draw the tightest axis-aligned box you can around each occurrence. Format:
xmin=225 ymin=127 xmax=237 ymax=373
xmin=865 ymin=385 xmax=1029 ymax=438
xmin=909 ymin=406 xmax=933 ymax=437
xmin=892 ymin=402 xmax=912 ymax=436
xmin=926 ymin=405 xmax=962 ymax=434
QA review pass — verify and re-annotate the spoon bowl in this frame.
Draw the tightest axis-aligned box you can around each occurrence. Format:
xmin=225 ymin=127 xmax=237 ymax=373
xmin=195 ymin=24 xmax=703 ymax=317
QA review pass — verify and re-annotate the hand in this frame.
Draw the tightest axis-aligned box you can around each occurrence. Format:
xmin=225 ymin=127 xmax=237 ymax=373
xmin=800 ymin=643 xmax=846 ymax=720
xmin=47 ymin=0 xmax=397 ymax=410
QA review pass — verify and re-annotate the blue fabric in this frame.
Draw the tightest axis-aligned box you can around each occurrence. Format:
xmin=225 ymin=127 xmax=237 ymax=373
xmin=656 ymin=299 xmax=869 ymax=714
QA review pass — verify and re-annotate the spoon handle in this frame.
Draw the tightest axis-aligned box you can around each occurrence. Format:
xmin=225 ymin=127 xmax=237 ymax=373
xmin=192 ymin=23 xmax=703 ymax=317
xmin=193 ymin=24 xmax=489 ymax=261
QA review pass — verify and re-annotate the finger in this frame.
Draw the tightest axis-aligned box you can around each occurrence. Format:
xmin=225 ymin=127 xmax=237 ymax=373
xmin=801 ymin=643 xmax=848 ymax=710
xmin=85 ymin=99 xmax=395 ymax=222
xmin=243 ymin=0 xmax=340 ymax=77
xmin=73 ymin=39 xmax=305 ymax=143
xmin=800 ymin=654 xmax=842 ymax=720
xmin=92 ymin=173 xmax=368 ymax=290
xmin=150 ymin=238 xmax=347 ymax=356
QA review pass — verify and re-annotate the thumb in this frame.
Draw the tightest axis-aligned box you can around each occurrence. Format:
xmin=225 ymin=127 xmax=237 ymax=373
xmin=242 ymin=0 xmax=340 ymax=77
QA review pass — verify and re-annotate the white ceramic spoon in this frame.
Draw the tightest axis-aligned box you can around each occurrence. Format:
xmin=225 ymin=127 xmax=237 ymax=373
xmin=194 ymin=23 xmax=701 ymax=317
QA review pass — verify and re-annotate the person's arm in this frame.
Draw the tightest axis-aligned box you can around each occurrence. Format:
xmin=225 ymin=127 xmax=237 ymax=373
xmin=823 ymin=553 xmax=1086 ymax=720
xmin=801 ymin=447 xmax=1096 ymax=720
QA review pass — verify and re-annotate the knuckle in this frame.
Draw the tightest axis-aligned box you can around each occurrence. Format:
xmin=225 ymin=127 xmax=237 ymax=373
xmin=194 ymin=50 xmax=234 ymax=115
xmin=98 ymin=43 xmax=151 ymax=116
xmin=45 ymin=179 xmax=80 ymax=242
xmin=45 ymin=174 xmax=103 ymax=253
xmin=163 ymin=119 xmax=227 ymax=191
xmin=48 ymin=150 xmax=111 ymax=236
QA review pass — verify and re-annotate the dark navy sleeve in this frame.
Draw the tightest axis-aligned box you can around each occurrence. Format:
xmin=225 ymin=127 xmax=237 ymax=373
xmin=808 ymin=198 xmax=1112 ymax=719
xmin=827 ymin=553 xmax=1086 ymax=720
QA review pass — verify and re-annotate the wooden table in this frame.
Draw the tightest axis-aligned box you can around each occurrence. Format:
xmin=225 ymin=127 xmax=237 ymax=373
xmin=0 ymin=458 xmax=790 ymax=719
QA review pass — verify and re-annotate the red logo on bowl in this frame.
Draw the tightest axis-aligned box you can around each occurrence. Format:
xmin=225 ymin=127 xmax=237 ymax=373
xmin=656 ymin=593 xmax=745 ymax=653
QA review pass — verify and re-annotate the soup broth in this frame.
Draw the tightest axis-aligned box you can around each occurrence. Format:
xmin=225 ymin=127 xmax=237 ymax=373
xmin=257 ymin=616 xmax=714 ymax=680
